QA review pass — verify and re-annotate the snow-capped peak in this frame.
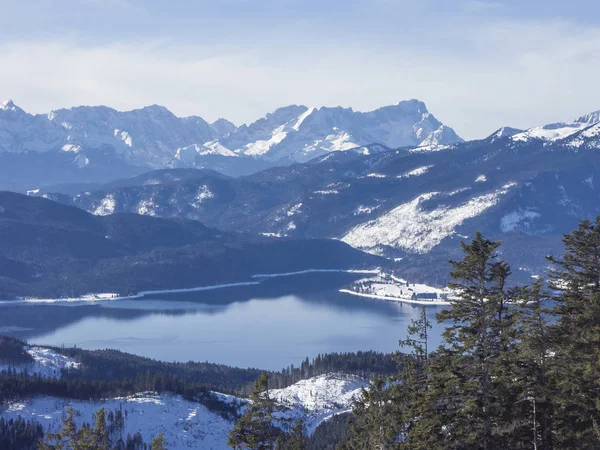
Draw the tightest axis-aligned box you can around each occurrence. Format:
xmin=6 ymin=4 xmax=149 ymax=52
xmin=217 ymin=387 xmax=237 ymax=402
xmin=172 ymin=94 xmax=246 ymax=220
xmin=575 ymin=110 xmax=600 ymax=125
xmin=1 ymin=99 xmax=20 ymax=112
xmin=397 ymin=98 xmax=428 ymax=114
xmin=487 ymin=126 xmax=523 ymax=141
xmin=211 ymin=118 xmax=238 ymax=137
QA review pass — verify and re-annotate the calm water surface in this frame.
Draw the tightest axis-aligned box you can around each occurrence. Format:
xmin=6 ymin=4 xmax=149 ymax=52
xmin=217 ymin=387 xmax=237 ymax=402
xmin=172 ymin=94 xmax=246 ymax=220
xmin=0 ymin=273 xmax=449 ymax=370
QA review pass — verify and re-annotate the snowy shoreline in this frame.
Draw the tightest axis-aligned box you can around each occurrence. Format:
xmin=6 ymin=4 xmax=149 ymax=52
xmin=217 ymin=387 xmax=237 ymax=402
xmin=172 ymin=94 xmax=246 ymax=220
xmin=251 ymin=268 xmax=379 ymax=279
xmin=339 ymin=289 xmax=452 ymax=306
xmin=0 ymin=268 xmax=379 ymax=305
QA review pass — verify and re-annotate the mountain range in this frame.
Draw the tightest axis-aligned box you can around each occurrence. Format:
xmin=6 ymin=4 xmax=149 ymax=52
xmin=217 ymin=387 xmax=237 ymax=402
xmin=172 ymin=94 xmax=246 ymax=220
xmin=0 ymin=99 xmax=462 ymax=191
xmin=3 ymin=96 xmax=600 ymax=285
xmin=39 ymin=108 xmax=600 ymax=284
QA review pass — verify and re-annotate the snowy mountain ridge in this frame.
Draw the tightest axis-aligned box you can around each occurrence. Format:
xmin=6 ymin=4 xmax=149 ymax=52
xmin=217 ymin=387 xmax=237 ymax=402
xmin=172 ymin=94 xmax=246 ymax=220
xmin=182 ymin=100 xmax=463 ymax=164
xmin=509 ymin=110 xmax=600 ymax=145
xmin=47 ymin=103 xmax=600 ymax=284
xmin=0 ymin=99 xmax=462 ymax=190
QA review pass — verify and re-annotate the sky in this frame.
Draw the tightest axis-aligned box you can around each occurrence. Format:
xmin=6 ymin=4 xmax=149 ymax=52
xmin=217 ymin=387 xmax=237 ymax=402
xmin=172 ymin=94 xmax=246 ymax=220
xmin=1 ymin=0 xmax=600 ymax=139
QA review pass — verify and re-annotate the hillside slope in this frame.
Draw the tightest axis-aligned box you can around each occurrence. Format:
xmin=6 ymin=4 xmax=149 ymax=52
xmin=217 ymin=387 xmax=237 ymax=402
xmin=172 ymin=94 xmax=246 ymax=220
xmin=0 ymin=192 xmax=379 ymax=298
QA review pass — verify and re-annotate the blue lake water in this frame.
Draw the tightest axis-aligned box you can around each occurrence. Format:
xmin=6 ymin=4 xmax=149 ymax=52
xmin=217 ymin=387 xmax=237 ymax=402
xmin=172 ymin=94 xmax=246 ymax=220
xmin=0 ymin=272 xmax=449 ymax=370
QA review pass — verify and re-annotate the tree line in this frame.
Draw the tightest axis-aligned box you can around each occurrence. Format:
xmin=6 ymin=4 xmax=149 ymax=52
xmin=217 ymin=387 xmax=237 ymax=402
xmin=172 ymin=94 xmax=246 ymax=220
xmin=229 ymin=217 xmax=600 ymax=449
xmin=343 ymin=218 xmax=600 ymax=449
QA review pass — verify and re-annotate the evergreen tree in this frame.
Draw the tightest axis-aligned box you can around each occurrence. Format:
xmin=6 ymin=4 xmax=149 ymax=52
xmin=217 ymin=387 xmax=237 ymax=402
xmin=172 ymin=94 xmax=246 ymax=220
xmin=39 ymin=407 xmax=97 ymax=450
xmin=510 ymin=279 xmax=555 ymax=450
xmin=93 ymin=407 xmax=110 ymax=450
xmin=341 ymin=376 xmax=396 ymax=449
xmin=228 ymin=372 xmax=281 ymax=449
xmin=421 ymin=232 xmax=513 ymax=449
xmin=390 ymin=306 xmax=433 ymax=449
xmin=150 ymin=432 xmax=168 ymax=450
xmin=278 ymin=420 xmax=307 ymax=450
xmin=548 ymin=217 xmax=600 ymax=449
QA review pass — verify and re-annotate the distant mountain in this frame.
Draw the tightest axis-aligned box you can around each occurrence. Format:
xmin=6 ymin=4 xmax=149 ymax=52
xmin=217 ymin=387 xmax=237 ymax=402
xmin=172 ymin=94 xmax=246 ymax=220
xmin=0 ymin=99 xmax=461 ymax=191
xmin=0 ymin=192 xmax=379 ymax=298
xmin=177 ymin=100 xmax=462 ymax=165
xmin=48 ymin=108 xmax=600 ymax=284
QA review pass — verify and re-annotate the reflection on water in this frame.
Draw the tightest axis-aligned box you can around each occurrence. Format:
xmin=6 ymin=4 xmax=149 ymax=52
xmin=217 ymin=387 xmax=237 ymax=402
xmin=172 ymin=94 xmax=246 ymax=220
xmin=0 ymin=272 xmax=448 ymax=370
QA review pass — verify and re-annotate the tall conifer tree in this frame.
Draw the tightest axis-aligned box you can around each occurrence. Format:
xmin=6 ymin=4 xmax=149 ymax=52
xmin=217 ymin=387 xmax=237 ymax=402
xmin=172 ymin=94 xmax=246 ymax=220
xmin=548 ymin=218 xmax=600 ymax=449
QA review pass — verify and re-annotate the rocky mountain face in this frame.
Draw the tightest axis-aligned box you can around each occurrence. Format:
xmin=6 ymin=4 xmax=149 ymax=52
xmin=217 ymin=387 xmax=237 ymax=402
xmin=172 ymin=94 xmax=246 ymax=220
xmin=45 ymin=109 xmax=600 ymax=284
xmin=0 ymin=99 xmax=461 ymax=191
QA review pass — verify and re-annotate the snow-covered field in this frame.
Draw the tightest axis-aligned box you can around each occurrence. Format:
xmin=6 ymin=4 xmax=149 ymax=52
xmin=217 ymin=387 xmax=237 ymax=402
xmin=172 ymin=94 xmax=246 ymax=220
xmin=3 ymin=393 xmax=232 ymax=450
xmin=0 ymin=346 xmax=80 ymax=378
xmin=0 ymin=373 xmax=366 ymax=449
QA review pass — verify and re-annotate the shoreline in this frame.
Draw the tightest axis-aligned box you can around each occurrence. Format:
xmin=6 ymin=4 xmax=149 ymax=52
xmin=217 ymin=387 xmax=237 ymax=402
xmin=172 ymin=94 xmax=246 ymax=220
xmin=338 ymin=289 xmax=452 ymax=306
xmin=251 ymin=268 xmax=379 ymax=279
xmin=0 ymin=268 xmax=379 ymax=305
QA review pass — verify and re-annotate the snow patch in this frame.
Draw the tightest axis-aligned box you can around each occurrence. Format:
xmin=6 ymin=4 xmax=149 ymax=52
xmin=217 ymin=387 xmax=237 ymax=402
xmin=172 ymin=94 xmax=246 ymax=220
xmin=397 ymin=165 xmax=433 ymax=179
xmin=137 ymin=199 xmax=157 ymax=216
xmin=93 ymin=195 xmax=116 ymax=216
xmin=313 ymin=189 xmax=339 ymax=195
xmin=194 ymin=185 xmax=215 ymax=205
xmin=353 ymin=205 xmax=380 ymax=216
xmin=292 ymin=107 xmax=315 ymax=130
xmin=500 ymin=210 xmax=541 ymax=232
xmin=243 ymin=125 xmax=289 ymax=156
xmin=61 ymin=144 xmax=81 ymax=153
xmin=287 ymin=203 xmax=303 ymax=217
xmin=113 ymin=129 xmax=133 ymax=147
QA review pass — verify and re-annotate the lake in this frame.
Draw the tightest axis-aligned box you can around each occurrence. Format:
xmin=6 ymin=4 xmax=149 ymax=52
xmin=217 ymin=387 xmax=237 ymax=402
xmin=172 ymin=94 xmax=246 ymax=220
xmin=0 ymin=272 xmax=449 ymax=370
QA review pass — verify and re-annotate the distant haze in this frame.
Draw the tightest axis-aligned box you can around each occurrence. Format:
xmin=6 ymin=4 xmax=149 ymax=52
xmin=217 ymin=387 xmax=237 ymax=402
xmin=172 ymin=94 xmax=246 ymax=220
xmin=1 ymin=0 xmax=600 ymax=139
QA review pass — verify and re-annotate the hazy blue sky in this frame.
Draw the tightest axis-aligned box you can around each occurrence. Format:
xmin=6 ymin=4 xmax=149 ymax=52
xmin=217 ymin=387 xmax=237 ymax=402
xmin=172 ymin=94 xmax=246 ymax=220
xmin=1 ymin=0 xmax=600 ymax=138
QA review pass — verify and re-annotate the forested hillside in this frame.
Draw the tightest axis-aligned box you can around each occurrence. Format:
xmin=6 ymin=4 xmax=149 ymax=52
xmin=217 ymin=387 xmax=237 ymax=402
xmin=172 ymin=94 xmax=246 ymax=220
xmin=0 ymin=192 xmax=380 ymax=298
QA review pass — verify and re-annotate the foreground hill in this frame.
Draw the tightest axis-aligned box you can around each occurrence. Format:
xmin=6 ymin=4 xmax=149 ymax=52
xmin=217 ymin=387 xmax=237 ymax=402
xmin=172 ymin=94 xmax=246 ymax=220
xmin=0 ymin=192 xmax=379 ymax=298
xmin=46 ymin=109 xmax=600 ymax=283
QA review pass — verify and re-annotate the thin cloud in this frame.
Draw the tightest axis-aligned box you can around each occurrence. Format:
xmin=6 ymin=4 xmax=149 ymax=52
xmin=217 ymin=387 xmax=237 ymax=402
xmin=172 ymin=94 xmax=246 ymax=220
xmin=0 ymin=16 xmax=599 ymax=139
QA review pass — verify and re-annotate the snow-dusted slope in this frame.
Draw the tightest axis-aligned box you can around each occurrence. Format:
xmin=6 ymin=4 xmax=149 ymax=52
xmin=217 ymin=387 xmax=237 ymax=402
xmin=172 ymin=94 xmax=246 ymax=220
xmin=510 ymin=110 xmax=600 ymax=144
xmin=270 ymin=373 xmax=366 ymax=434
xmin=0 ymin=346 xmax=80 ymax=378
xmin=4 ymin=394 xmax=232 ymax=450
xmin=1 ymin=373 xmax=367 ymax=449
xmin=342 ymin=183 xmax=517 ymax=255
